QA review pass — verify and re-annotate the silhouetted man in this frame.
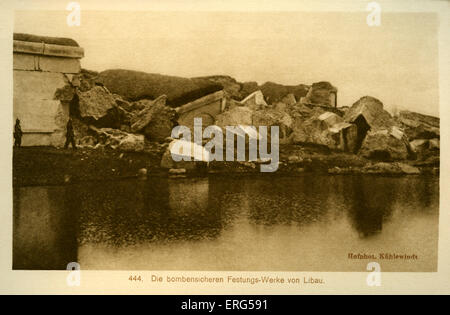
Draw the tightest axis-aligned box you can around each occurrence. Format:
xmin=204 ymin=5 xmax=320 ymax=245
xmin=64 ymin=118 xmax=76 ymax=149
xmin=14 ymin=118 xmax=22 ymax=147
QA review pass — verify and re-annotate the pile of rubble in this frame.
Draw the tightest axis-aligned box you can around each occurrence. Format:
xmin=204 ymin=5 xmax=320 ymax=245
xmin=61 ymin=73 xmax=178 ymax=152
xmin=64 ymin=69 xmax=439 ymax=172
xmin=213 ymin=88 xmax=439 ymax=166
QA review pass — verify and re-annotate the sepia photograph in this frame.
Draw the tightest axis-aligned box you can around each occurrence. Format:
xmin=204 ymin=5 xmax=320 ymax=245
xmin=1 ymin=0 xmax=449 ymax=297
xmin=11 ymin=4 xmax=442 ymax=273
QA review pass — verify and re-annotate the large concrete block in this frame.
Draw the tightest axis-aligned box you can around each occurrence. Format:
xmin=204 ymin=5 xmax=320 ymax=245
xmin=13 ymin=40 xmax=84 ymax=58
xmin=176 ymin=90 xmax=226 ymax=129
xmin=38 ymin=55 xmax=81 ymax=74
xmin=13 ymin=53 xmax=37 ymax=71
xmin=13 ymin=40 xmax=44 ymax=55
xmin=14 ymin=53 xmax=81 ymax=74
xmin=43 ymin=43 xmax=84 ymax=58
xmin=178 ymin=99 xmax=222 ymax=129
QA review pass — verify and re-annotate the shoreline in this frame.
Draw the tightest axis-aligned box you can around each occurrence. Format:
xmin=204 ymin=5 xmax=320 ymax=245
xmin=13 ymin=146 xmax=439 ymax=187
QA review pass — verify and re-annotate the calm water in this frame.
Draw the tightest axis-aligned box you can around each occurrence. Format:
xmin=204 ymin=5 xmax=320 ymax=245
xmin=13 ymin=175 xmax=439 ymax=271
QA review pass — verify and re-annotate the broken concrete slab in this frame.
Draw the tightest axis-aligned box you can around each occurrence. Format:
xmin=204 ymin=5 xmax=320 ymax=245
xmin=390 ymin=125 xmax=405 ymax=140
xmin=397 ymin=110 xmax=440 ymax=140
xmin=78 ymin=86 xmax=117 ymax=121
xmin=291 ymin=111 xmax=338 ymax=148
xmin=130 ymin=95 xmax=177 ymax=142
xmin=281 ymin=93 xmax=297 ymax=106
xmin=252 ymin=107 xmax=294 ymax=141
xmin=302 ymin=81 xmax=337 ymax=107
xmin=318 ymin=112 xmax=343 ymax=127
xmin=95 ymin=128 xmax=145 ymax=152
xmin=359 ymin=129 xmax=409 ymax=161
xmin=176 ymin=90 xmax=226 ymax=129
xmin=240 ymin=90 xmax=268 ymax=110
xmin=344 ymin=96 xmax=395 ymax=130
xmin=328 ymin=122 xmax=358 ymax=152
xmin=259 ymin=81 xmax=309 ymax=105
xmin=215 ymin=106 xmax=254 ymax=127
xmin=410 ymin=139 xmax=429 ymax=153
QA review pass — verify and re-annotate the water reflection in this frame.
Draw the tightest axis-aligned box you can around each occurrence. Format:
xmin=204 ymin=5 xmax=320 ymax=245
xmin=348 ymin=177 xmax=394 ymax=237
xmin=13 ymin=175 xmax=439 ymax=271
xmin=13 ymin=186 xmax=79 ymax=270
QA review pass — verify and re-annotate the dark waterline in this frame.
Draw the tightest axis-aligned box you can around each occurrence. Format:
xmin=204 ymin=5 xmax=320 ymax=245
xmin=13 ymin=175 xmax=439 ymax=271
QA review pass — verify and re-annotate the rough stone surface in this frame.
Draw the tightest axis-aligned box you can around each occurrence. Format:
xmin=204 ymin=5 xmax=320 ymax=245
xmin=287 ymin=102 xmax=318 ymax=120
xmin=410 ymin=139 xmax=430 ymax=153
xmin=328 ymin=122 xmax=359 ymax=152
xmin=240 ymin=82 xmax=259 ymax=99
xmin=409 ymin=138 xmax=439 ymax=161
xmin=226 ymin=98 xmax=244 ymax=111
xmin=240 ymin=90 xmax=268 ymax=110
xmin=397 ymin=110 xmax=439 ymax=140
xmin=390 ymin=125 xmax=405 ymax=140
xmin=429 ymin=138 xmax=440 ymax=150
xmin=78 ymin=86 xmax=116 ymax=121
xmin=96 ymin=128 xmax=145 ymax=152
xmin=281 ymin=93 xmax=297 ymax=106
xmin=362 ymin=162 xmax=420 ymax=174
xmin=78 ymin=69 xmax=98 ymax=92
xmin=259 ymin=82 xmax=309 ymax=105
xmin=117 ymin=133 xmax=146 ymax=152
xmin=359 ymin=129 xmax=409 ymax=161
xmin=302 ymin=81 xmax=337 ymax=106
xmin=318 ymin=112 xmax=343 ymax=127
xmin=397 ymin=163 xmax=421 ymax=174
xmin=291 ymin=111 xmax=339 ymax=148
xmin=252 ymin=108 xmax=294 ymax=141
xmin=344 ymin=96 xmax=395 ymax=130
xmin=78 ymin=135 xmax=97 ymax=147
xmin=114 ymin=94 xmax=134 ymax=112
xmin=215 ymin=106 xmax=254 ymax=127
xmin=362 ymin=162 xmax=402 ymax=174
xmin=130 ymin=95 xmax=177 ymax=142
xmin=54 ymin=84 xmax=75 ymax=102
xmin=273 ymin=102 xmax=287 ymax=112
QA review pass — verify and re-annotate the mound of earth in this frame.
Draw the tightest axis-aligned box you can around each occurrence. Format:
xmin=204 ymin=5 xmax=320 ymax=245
xmin=95 ymin=69 xmax=223 ymax=107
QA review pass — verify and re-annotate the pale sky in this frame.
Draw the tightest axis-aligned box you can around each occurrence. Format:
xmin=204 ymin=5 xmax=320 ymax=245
xmin=14 ymin=10 xmax=439 ymax=116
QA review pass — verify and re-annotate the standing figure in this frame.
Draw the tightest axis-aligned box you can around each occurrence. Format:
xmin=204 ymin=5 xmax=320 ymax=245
xmin=64 ymin=118 xmax=76 ymax=149
xmin=14 ymin=118 xmax=23 ymax=147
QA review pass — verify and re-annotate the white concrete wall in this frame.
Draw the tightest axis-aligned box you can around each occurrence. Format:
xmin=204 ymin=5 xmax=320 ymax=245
xmin=13 ymin=70 xmax=71 ymax=147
